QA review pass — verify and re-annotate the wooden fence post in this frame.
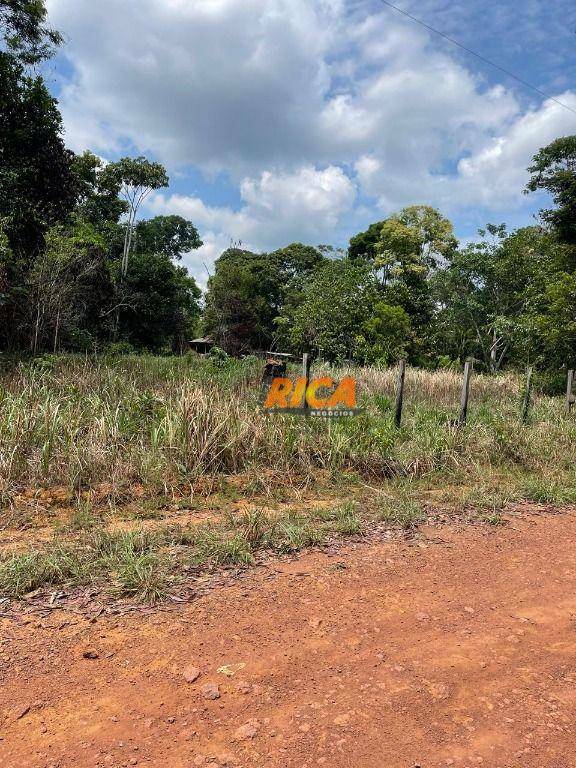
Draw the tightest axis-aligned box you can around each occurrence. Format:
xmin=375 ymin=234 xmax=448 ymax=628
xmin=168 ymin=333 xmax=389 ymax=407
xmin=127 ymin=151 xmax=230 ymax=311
xmin=458 ymin=358 xmax=473 ymax=426
xmin=566 ymin=369 xmax=574 ymax=415
xmin=394 ymin=359 xmax=406 ymax=428
xmin=520 ymin=366 xmax=533 ymax=424
xmin=302 ymin=352 xmax=311 ymax=410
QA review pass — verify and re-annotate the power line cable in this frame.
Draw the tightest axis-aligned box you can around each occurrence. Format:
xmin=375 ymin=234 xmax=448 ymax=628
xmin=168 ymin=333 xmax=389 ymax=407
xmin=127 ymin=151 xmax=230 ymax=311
xmin=376 ymin=0 xmax=576 ymax=117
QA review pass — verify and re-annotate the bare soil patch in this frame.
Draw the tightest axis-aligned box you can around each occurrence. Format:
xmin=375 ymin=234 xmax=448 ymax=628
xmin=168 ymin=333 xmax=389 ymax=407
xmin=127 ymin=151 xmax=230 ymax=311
xmin=1 ymin=509 xmax=576 ymax=767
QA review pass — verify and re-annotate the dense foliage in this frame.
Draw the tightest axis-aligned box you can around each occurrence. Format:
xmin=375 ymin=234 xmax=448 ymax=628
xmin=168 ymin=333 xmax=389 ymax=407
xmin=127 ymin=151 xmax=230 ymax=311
xmin=1 ymin=1 xmax=575 ymax=372
xmin=205 ymin=197 xmax=576 ymax=372
xmin=0 ymin=2 xmax=202 ymax=353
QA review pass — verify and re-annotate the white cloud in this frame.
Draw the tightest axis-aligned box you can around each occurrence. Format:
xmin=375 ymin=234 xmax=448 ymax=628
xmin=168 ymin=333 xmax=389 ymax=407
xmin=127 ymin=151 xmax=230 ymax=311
xmin=238 ymin=166 xmax=356 ymax=229
xmin=47 ymin=0 xmax=343 ymax=171
xmin=182 ymin=230 xmax=231 ymax=292
xmin=45 ymin=0 xmax=576 ymax=283
xmin=454 ymin=94 xmax=576 ymax=207
xmin=149 ymin=164 xmax=357 ymax=281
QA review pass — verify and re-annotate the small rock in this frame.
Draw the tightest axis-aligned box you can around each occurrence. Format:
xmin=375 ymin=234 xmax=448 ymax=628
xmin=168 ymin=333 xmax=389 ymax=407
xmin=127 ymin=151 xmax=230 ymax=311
xmin=201 ymin=682 xmax=220 ymax=700
xmin=234 ymin=720 xmax=260 ymax=740
xmin=83 ymin=649 xmax=99 ymax=659
xmin=183 ymin=665 xmax=201 ymax=683
xmin=15 ymin=706 xmax=30 ymax=721
xmin=218 ymin=662 xmax=245 ymax=677
xmin=463 ymin=606 xmax=475 ymax=614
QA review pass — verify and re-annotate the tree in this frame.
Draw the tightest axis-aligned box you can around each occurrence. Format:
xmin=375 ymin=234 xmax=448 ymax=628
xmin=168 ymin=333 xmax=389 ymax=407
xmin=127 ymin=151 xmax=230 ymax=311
xmin=432 ymin=225 xmax=558 ymax=370
xmin=72 ymin=151 xmax=128 ymax=230
xmin=134 ymin=215 xmax=202 ymax=260
xmin=375 ymin=205 xmax=457 ymax=280
xmin=203 ymin=249 xmax=276 ymax=354
xmin=25 ymin=220 xmax=113 ymax=353
xmin=100 ymin=157 xmax=169 ymax=277
xmin=104 ymin=213 xmax=203 ymax=350
xmin=0 ymin=0 xmax=62 ymax=65
xmin=532 ymin=272 xmax=576 ymax=369
xmin=348 ymin=221 xmax=385 ymax=262
xmin=0 ymin=3 xmax=204 ymax=357
xmin=281 ymin=260 xmax=379 ymax=362
xmin=204 ymin=244 xmax=324 ymax=354
xmin=357 ymin=303 xmax=411 ymax=365
xmin=117 ymin=250 xmax=201 ymax=352
xmin=372 ymin=206 xmax=457 ymax=362
xmin=0 ymin=55 xmax=76 ymax=257
xmin=268 ymin=242 xmax=325 ymax=280
xmin=526 ymin=136 xmax=576 ymax=246
xmin=0 ymin=53 xmax=76 ymax=348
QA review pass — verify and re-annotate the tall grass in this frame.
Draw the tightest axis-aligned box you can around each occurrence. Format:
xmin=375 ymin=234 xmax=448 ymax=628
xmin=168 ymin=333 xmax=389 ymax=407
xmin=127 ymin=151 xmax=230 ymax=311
xmin=0 ymin=355 xmax=575 ymax=505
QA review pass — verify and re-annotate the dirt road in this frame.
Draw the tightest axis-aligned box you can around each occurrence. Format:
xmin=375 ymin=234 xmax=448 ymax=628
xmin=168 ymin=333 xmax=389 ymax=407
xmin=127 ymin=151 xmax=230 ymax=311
xmin=1 ymin=510 xmax=576 ymax=767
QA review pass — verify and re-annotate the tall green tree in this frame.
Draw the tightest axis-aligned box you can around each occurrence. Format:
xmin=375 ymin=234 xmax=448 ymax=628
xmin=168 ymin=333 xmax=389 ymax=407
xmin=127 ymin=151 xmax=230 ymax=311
xmin=134 ymin=215 xmax=202 ymax=260
xmin=0 ymin=54 xmax=76 ymax=348
xmin=203 ymin=249 xmax=279 ymax=354
xmin=374 ymin=205 xmax=456 ymax=362
xmin=100 ymin=157 xmax=169 ymax=278
xmin=356 ymin=302 xmax=411 ymax=365
xmin=433 ymin=225 xmax=534 ymax=369
xmin=204 ymin=244 xmax=324 ymax=354
xmin=111 ymin=214 xmax=202 ymax=351
xmin=526 ymin=136 xmax=576 ymax=247
xmin=116 ymin=251 xmax=201 ymax=352
xmin=0 ymin=56 xmax=76 ymax=257
xmin=432 ymin=224 xmax=574 ymax=370
xmin=347 ymin=221 xmax=385 ymax=263
xmin=280 ymin=260 xmax=380 ymax=362
xmin=72 ymin=151 xmax=127 ymax=230
xmin=26 ymin=219 xmax=113 ymax=353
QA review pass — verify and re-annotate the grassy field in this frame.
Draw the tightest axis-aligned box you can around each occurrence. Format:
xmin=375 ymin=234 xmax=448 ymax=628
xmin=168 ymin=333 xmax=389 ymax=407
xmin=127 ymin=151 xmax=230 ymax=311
xmin=1 ymin=354 xmax=575 ymax=601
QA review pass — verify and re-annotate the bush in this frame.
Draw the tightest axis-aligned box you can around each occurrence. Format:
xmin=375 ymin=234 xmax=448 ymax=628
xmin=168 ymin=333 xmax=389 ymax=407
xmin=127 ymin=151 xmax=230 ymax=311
xmin=104 ymin=341 xmax=136 ymax=356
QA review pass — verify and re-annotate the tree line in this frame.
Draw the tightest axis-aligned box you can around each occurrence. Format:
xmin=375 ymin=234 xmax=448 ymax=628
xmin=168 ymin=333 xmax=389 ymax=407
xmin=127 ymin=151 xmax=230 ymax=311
xmin=2 ymin=2 xmax=576 ymax=377
xmin=204 ymin=146 xmax=576 ymax=376
xmin=1 ymin=1 xmax=202 ymax=354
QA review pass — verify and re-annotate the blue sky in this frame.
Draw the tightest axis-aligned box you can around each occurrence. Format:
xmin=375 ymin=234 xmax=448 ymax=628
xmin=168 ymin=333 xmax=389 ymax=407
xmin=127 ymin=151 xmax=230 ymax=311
xmin=43 ymin=0 xmax=576 ymax=286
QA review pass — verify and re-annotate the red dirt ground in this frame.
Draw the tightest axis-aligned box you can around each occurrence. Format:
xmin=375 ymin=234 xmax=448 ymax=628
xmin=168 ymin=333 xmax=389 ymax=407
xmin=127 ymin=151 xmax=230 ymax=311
xmin=1 ymin=510 xmax=576 ymax=768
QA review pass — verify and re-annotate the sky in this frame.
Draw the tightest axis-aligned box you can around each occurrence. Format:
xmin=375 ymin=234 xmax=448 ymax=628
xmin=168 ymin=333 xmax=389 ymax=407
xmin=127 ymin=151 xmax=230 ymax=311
xmin=43 ymin=0 xmax=576 ymax=287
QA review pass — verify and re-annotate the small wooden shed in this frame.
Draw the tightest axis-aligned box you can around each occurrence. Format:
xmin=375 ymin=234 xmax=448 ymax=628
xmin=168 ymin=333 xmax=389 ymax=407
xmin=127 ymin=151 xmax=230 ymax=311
xmin=188 ymin=337 xmax=214 ymax=354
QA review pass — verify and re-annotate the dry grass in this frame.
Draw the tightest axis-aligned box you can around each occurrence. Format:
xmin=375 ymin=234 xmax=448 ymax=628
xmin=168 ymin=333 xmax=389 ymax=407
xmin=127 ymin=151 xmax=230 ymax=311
xmin=0 ymin=354 xmax=574 ymax=504
xmin=319 ymin=362 xmax=522 ymax=405
xmin=1 ymin=354 xmax=575 ymax=602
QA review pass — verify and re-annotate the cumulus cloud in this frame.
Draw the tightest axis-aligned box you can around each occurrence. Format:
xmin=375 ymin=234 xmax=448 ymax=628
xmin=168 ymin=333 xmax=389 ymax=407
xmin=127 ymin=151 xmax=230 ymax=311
xmin=47 ymin=0 xmax=343 ymax=170
xmin=454 ymin=94 xmax=576 ymax=207
xmin=149 ymin=164 xmax=357 ymax=280
xmin=45 ymin=0 xmax=576 ymax=284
